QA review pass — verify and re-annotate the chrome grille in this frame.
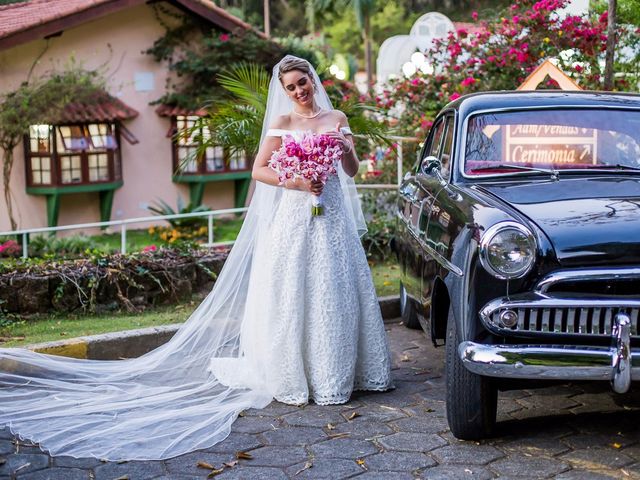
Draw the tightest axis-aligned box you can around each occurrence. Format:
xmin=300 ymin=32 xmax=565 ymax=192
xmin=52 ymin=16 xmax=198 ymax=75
xmin=487 ymin=306 xmax=640 ymax=337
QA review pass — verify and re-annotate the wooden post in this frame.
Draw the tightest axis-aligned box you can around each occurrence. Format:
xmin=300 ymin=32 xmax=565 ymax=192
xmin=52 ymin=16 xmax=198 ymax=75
xmin=264 ymin=0 xmax=271 ymax=38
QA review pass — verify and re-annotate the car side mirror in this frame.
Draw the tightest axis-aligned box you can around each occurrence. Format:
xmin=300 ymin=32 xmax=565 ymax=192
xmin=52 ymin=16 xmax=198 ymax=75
xmin=421 ymin=156 xmax=442 ymax=176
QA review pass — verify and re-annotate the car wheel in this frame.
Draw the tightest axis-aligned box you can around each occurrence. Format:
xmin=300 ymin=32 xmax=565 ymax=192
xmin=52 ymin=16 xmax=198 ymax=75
xmin=446 ymin=306 xmax=497 ymax=440
xmin=400 ymin=282 xmax=420 ymax=330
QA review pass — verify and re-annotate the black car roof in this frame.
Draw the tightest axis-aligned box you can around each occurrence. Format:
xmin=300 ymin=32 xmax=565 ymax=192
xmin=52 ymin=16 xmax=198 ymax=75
xmin=444 ymin=90 xmax=640 ymax=117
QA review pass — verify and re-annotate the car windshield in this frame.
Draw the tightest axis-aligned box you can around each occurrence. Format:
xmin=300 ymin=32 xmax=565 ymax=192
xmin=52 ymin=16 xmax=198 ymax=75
xmin=464 ymin=108 xmax=640 ymax=176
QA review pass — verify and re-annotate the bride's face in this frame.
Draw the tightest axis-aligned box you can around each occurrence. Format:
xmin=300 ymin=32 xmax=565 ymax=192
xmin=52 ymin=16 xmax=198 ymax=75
xmin=281 ymin=70 xmax=314 ymax=107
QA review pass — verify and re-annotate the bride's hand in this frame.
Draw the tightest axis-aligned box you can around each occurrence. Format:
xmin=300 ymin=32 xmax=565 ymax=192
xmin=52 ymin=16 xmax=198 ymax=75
xmin=285 ymin=177 xmax=324 ymax=195
xmin=326 ymin=123 xmax=352 ymax=155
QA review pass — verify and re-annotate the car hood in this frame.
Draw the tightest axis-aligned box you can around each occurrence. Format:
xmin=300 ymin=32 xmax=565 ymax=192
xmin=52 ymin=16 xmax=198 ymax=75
xmin=477 ymin=176 xmax=640 ymax=267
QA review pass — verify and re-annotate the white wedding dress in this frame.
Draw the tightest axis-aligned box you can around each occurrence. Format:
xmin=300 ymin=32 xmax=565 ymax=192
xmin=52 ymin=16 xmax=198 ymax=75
xmin=210 ymin=128 xmax=392 ymax=406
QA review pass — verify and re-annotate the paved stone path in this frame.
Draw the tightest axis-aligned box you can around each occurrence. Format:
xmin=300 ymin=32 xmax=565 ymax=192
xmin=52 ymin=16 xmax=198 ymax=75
xmin=2 ymin=322 xmax=639 ymax=479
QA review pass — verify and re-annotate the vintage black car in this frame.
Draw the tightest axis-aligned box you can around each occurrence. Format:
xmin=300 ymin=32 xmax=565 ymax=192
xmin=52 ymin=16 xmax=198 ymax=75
xmin=394 ymin=90 xmax=640 ymax=440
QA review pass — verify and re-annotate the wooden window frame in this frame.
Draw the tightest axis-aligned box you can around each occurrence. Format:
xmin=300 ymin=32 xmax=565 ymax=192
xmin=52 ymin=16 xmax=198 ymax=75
xmin=24 ymin=122 xmax=122 ymax=188
xmin=171 ymin=116 xmax=252 ymax=176
xmin=24 ymin=124 xmax=55 ymax=186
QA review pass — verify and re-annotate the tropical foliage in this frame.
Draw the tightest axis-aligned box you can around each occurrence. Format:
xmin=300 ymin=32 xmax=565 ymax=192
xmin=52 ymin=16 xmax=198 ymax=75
xmin=193 ymin=63 xmax=270 ymax=157
xmin=147 ymin=196 xmax=211 ymax=228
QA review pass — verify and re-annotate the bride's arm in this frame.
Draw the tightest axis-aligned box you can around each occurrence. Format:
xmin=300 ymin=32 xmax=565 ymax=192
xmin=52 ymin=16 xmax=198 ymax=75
xmin=330 ymin=111 xmax=359 ymax=177
xmin=251 ymin=135 xmax=282 ymax=187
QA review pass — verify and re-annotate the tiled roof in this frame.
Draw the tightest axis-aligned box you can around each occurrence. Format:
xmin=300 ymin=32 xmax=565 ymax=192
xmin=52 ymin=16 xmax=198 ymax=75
xmin=0 ymin=0 xmax=116 ymax=40
xmin=50 ymin=91 xmax=139 ymax=123
xmin=155 ymin=104 xmax=208 ymax=117
xmin=0 ymin=0 xmax=262 ymax=50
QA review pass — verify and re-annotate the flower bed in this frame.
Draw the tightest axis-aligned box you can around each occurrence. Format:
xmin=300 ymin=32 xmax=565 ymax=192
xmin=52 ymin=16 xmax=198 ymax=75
xmin=0 ymin=248 xmax=229 ymax=319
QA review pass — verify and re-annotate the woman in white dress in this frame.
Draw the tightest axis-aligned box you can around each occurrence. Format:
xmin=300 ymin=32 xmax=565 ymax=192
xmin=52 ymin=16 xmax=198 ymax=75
xmin=0 ymin=55 xmax=391 ymax=461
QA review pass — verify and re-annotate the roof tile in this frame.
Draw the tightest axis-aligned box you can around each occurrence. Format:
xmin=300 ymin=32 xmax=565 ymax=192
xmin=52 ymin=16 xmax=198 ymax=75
xmin=51 ymin=91 xmax=139 ymax=123
xmin=0 ymin=0 xmax=111 ymax=40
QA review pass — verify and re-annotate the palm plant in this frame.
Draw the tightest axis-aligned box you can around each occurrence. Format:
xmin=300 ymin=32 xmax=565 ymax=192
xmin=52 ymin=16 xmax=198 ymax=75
xmin=195 ymin=63 xmax=270 ymax=158
xmin=147 ymin=196 xmax=211 ymax=228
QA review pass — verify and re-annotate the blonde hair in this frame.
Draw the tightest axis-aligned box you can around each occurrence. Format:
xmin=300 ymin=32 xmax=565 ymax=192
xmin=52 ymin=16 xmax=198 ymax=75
xmin=277 ymin=57 xmax=313 ymax=83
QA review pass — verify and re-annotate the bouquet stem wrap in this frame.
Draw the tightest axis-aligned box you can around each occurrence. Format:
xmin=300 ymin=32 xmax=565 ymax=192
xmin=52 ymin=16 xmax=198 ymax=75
xmin=311 ymin=192 xmax=324 ymax=216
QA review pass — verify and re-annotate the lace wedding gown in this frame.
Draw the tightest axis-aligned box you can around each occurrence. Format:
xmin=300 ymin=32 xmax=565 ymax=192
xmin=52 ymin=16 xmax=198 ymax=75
xmin=210 ymin=128 xmax=392 ymax=406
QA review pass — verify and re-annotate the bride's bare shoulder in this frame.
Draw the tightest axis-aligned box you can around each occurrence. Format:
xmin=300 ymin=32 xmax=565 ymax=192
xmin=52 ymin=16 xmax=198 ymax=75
xmin=329 ymin=109 xmax=348 ymax=124
xmin=270 ymin=114 xmax=292 ymax=129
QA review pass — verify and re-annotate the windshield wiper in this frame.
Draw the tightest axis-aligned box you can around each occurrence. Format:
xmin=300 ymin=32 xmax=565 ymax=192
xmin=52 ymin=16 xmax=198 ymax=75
xmin=472 ymin=163 xmax=559 ymax=180
xmin=592 ymin=164 xmax=640 ymax=172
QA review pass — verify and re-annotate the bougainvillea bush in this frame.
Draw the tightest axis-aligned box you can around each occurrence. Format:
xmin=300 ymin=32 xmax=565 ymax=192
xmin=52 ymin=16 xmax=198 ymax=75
xmin=376 ymin=0 xmax=639 ymax=139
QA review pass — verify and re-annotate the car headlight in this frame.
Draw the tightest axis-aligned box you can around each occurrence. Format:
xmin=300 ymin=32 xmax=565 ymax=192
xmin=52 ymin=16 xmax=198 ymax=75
xmin=479 ymin=222 xmax=536 ymax=279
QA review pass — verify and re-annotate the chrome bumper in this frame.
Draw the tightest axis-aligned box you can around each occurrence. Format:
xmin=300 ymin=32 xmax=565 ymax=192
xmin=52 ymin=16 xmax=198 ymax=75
xmin=460 ymin=313 xmax=638 ymax=393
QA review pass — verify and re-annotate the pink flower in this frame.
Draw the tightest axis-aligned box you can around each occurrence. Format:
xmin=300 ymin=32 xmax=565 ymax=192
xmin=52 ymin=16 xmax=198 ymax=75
xmin=472 ymin=11 xmax=478 ymax=21
xmin=143 ymin=244 xmax=157 ymax=253
xmin=460 ymin=77 xmax=476 ymax=87
xmin=219 ymin=33 xmax=230 ymax=42
xmin=449 ymin=92 xmax=461 ymax=101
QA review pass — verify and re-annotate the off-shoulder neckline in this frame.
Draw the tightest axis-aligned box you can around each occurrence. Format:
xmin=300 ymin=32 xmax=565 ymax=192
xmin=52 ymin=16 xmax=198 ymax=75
xmin=266 ymin=127 xmax=352 ymax=136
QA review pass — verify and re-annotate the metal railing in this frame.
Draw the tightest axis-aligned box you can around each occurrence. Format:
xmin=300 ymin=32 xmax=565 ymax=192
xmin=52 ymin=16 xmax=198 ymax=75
xmin=0 ymin=136 xmax=420 ymax=259
xmin=0 ymin=207 xmax=249 ymax=258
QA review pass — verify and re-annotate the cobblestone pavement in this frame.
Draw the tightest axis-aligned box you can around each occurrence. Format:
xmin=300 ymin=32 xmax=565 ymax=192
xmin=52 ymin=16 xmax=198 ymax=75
xmin=2 ymin=321 xmax=640 ymax=479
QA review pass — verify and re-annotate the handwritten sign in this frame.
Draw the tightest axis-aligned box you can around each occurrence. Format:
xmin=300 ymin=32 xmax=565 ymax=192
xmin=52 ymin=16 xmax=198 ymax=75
xmin=504 ymin=124 xmax=597 ymax=165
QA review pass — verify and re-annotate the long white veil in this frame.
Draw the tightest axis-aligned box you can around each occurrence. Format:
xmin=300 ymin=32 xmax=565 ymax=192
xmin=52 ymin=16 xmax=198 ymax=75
xmin=0 ymin=55 xmax=366 ymax=461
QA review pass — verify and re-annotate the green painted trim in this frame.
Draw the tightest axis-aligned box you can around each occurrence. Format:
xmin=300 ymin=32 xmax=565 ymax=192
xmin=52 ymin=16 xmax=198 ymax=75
xmin=99 ymin=189 xmax=116 ymax=226
xmin=173 ymin=171 xmax=251 ymax=183
xmin=46 ymin=194 xmax=60 ymax=228
xmin=27 ymin=181 xmax=123 ymax=196
xmin=189 ymin=183 xmax=205 ymax=207
xmin=234 ymin=178 xmax=251 ymax=209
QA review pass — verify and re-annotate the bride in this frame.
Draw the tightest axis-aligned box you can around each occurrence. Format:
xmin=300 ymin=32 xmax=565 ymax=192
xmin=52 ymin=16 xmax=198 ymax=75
xmin=0 ymin=55 xmax=392 ymax=461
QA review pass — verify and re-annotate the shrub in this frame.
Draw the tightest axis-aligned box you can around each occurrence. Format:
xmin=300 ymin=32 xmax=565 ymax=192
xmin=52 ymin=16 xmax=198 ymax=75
xmin=147 ymin=196 xmax=211 ymax=228
xmin=0 ymin=240 xmax=20 ymax=258
xmin=376 ymin=0 xmax=639 ymax=138
xmin=360 ymin=190 xmax=397 ymax=260
xmin=28 ymin=234 xmax=98 ymax=258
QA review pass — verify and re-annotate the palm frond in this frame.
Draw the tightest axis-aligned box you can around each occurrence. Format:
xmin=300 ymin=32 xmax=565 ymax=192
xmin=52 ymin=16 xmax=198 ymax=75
xmin=217 ymin=63 xmax=270 ymax=113
xmin=340 ymin=101 xmax=392 ymax=146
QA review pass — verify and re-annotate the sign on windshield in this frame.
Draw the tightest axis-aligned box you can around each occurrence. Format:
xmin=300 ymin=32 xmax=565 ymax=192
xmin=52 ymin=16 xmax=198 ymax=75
xmin=504 ymin=125 xmax=597 ymax=165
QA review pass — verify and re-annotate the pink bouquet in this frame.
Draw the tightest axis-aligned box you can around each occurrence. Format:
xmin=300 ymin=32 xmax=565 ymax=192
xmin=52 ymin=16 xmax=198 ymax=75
xmin=269 ymin=132 xmax=343 ymax=216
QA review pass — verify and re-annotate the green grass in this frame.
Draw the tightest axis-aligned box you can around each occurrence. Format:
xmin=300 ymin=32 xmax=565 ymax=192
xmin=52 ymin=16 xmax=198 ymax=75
xmin=370 ymin=258 xmax=400 ymax=297
xmin=92 ymin=217 xmax=245 ymax=253
xmin=0 ymin=259 xmax=400 ymax=348
xmin=0 ymin=304 xmax=198 ymax=348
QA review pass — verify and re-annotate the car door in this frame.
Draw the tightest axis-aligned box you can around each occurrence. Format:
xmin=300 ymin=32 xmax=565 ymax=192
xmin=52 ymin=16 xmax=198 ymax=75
xmin=398 ymin=117 xmax=447 ymax=306
xmin=415 ymin=114 xmax=452 ymax=324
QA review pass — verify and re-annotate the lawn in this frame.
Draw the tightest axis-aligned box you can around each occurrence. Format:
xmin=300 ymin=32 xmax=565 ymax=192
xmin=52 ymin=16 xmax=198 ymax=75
xmin=91 ymin=217 xmax=245 ymax=253
xmin=0 ymin=217 xmax=246 ymax=258
xmin=0 ymin=260 xmax=400 ymax=347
